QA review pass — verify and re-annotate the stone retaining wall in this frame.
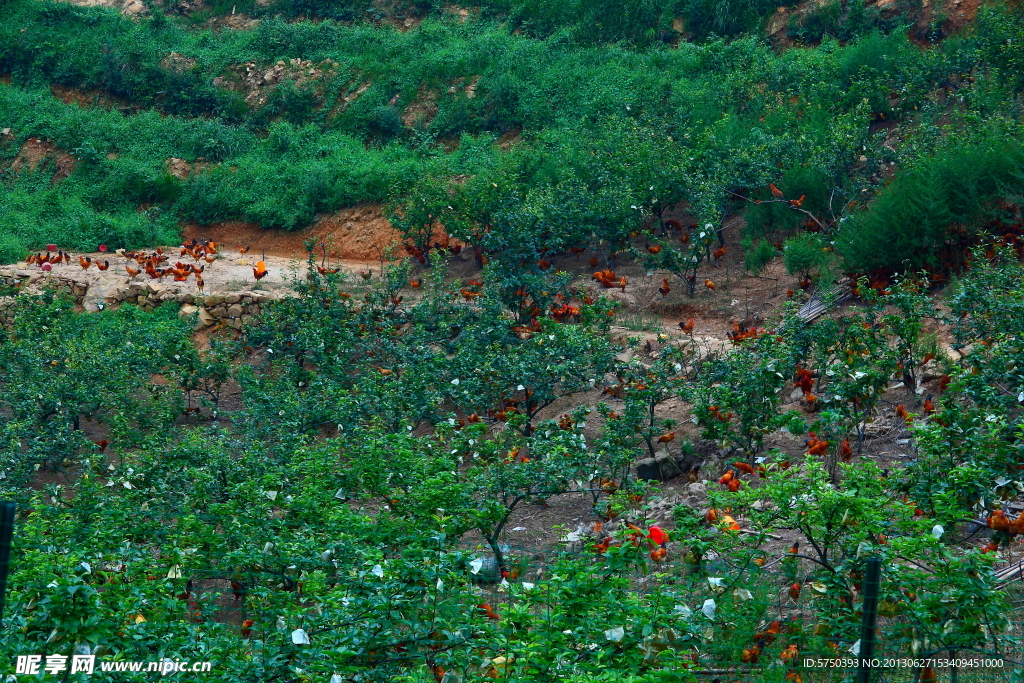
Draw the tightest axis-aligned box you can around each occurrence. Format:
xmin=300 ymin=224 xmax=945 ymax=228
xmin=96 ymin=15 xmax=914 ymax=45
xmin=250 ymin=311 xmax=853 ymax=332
xmin=0 ymin=267 xmax=276 ymax=329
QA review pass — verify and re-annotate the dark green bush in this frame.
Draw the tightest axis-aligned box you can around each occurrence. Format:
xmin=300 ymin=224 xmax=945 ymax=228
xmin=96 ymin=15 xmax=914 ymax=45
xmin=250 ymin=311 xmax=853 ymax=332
xmin=783 ymin=232 xmax=828 ymax=278
xmin=837 ymin=136 xmax=1024 ymax=273
xmin=0 ymin=234 xmax=27 ymax=265
xmin=743 ymin=236 xmax=776 ymax=275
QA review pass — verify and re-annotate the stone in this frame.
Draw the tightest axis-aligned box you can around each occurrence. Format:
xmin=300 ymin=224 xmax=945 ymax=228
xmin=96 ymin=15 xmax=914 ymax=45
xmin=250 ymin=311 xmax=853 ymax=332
xmin=205 ymin=294 xmax=224 ymax=306
xmin=179 ymin=304 xmax=198 ymax=319
xmin=227 ymin=304 xmax=244 ymax=318
xmin=229 ymin=317 xmax=243 ymax=329
xmin=211 ymin=304 xmax=228 ymax=317
xmin=688 ymin=482 xmax=707 ymax=495
xmin=198 ymin=307 xmax=215 ymax=327
xmin=636 ymin=458 xmax=661 ymax=482
xmin=656 ymin=451 xmax=682 ymax=481
xmin=225 ymin=293 xmax=241 ymax=304
xmin=145 ymin=282 xmax=163 ymax=295
xmin=920 ymin=360 xmax=942 ymax=383
xmin=137 ymin=295 xmax=148 ymax=305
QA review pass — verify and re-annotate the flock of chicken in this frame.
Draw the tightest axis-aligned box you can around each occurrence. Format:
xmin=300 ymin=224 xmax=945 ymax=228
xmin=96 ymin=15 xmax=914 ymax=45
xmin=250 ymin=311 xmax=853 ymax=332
xmin=24 ymin=241 xmax=272 ymax=292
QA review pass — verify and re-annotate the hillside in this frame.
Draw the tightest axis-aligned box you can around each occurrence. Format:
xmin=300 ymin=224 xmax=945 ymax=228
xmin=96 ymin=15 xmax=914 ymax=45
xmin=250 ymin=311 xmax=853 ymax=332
xmin=1 ymin=1 xmax=1024 ymax=681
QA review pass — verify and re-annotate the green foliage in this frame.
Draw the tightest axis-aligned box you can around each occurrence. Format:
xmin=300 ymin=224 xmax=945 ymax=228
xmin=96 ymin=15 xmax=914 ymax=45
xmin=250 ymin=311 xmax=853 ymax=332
xmin=743 ymin=165 xmax=834 ymax=241
xmin=0 ymin=234 xmax=27 ymax=264
xmin=786 ymin=0 xmax=896 ymax=44
xmin=742 ymin=236 xmax=776 ymax=275
xmin=837 ymin=135 xmax=1024 ymax=273
xmin=782 ymin=232 xmax=828 ymax=278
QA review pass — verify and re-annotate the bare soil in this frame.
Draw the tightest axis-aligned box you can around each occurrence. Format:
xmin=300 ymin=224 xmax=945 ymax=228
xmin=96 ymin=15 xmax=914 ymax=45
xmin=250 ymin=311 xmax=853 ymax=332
xmin=182 ymin=204 xmax=402 ymax=261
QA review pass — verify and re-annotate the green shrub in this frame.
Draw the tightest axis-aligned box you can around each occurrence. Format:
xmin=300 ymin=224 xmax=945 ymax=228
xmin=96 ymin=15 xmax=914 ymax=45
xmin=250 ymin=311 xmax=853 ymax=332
xmin=783 ymin=232 xmax=828 ymax=278
xmin=0 ymin=234 xmax=27 ymax=264
xmin=743 ymin=236 xmax=776 ymax=275
xmin=837 ymin=136 xmax=1024 ymax=273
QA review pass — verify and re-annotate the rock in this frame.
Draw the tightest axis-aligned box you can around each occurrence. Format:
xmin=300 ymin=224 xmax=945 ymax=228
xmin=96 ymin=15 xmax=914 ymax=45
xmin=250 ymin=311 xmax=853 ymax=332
xmin=81 ymin=277 xmax=125 ymax=312
xmin=688 ymin=482 xmax=707 ymax=495
xmin=227 ymin=304 xmax=244 ymax=318
xmin=225 ymin=293 xmax=241 ymax=304
xmin=197 ymin=307 xmax=216 ymax=328
xmin=656 ymin=451 xmax=682 ymax=481
xmin=614 ymin=349 xmax=634 ymax=363
xmin=211 ymin=304 xmax=228 ymax=317
xmin=636 ymin=458 xmax=661 ymax=482
xmin=229 ymin=317 xmax=243 ymax=329
xmin=920 ymin=360 xmax=942 ymax=383
xmin=179 ymin=304 xmax=198 ymax=319
xmin=205 ymin=294 xmax=224 ymax=306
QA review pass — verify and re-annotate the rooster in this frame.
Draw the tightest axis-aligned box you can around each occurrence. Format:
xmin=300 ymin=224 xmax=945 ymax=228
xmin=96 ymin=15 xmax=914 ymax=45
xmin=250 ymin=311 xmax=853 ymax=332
xmin=769 ymin=183 xmax=784 ymax=199
xmin=805 ymin=432 xmax=829 ymax=456
xmin=895 ymin=404 xmax=911 ymax=423
xmin=741 ymin=645 xmax=762 ymax=664
xmin=732 ymin=461 xmax=754 ymax=475
xmin=679 ymin=318 xmax=695 ymax=334
xmin=788 ymin=582 xmax=801 ymax=601
xmin=646 ymin=244 xmax=663 ymax=255
xmin=839 ymin=438 xmax=853 ymax=463
xmin=253 ymin=261 xmax=268 ymax=281
xmin=704 ymin=279 xmax=716 ymax=291
xmin=241 ymin=619 xmax=255 ymax=639
xmin=922 ymin=395 xmax=935 ymax=415
xmin=712 ymin=246 xmax=727 ymax=264
xmin=657 ymin=431 xmax=675 ymax=443
xmin=659 ymin=279 xmax=671 ymax=296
